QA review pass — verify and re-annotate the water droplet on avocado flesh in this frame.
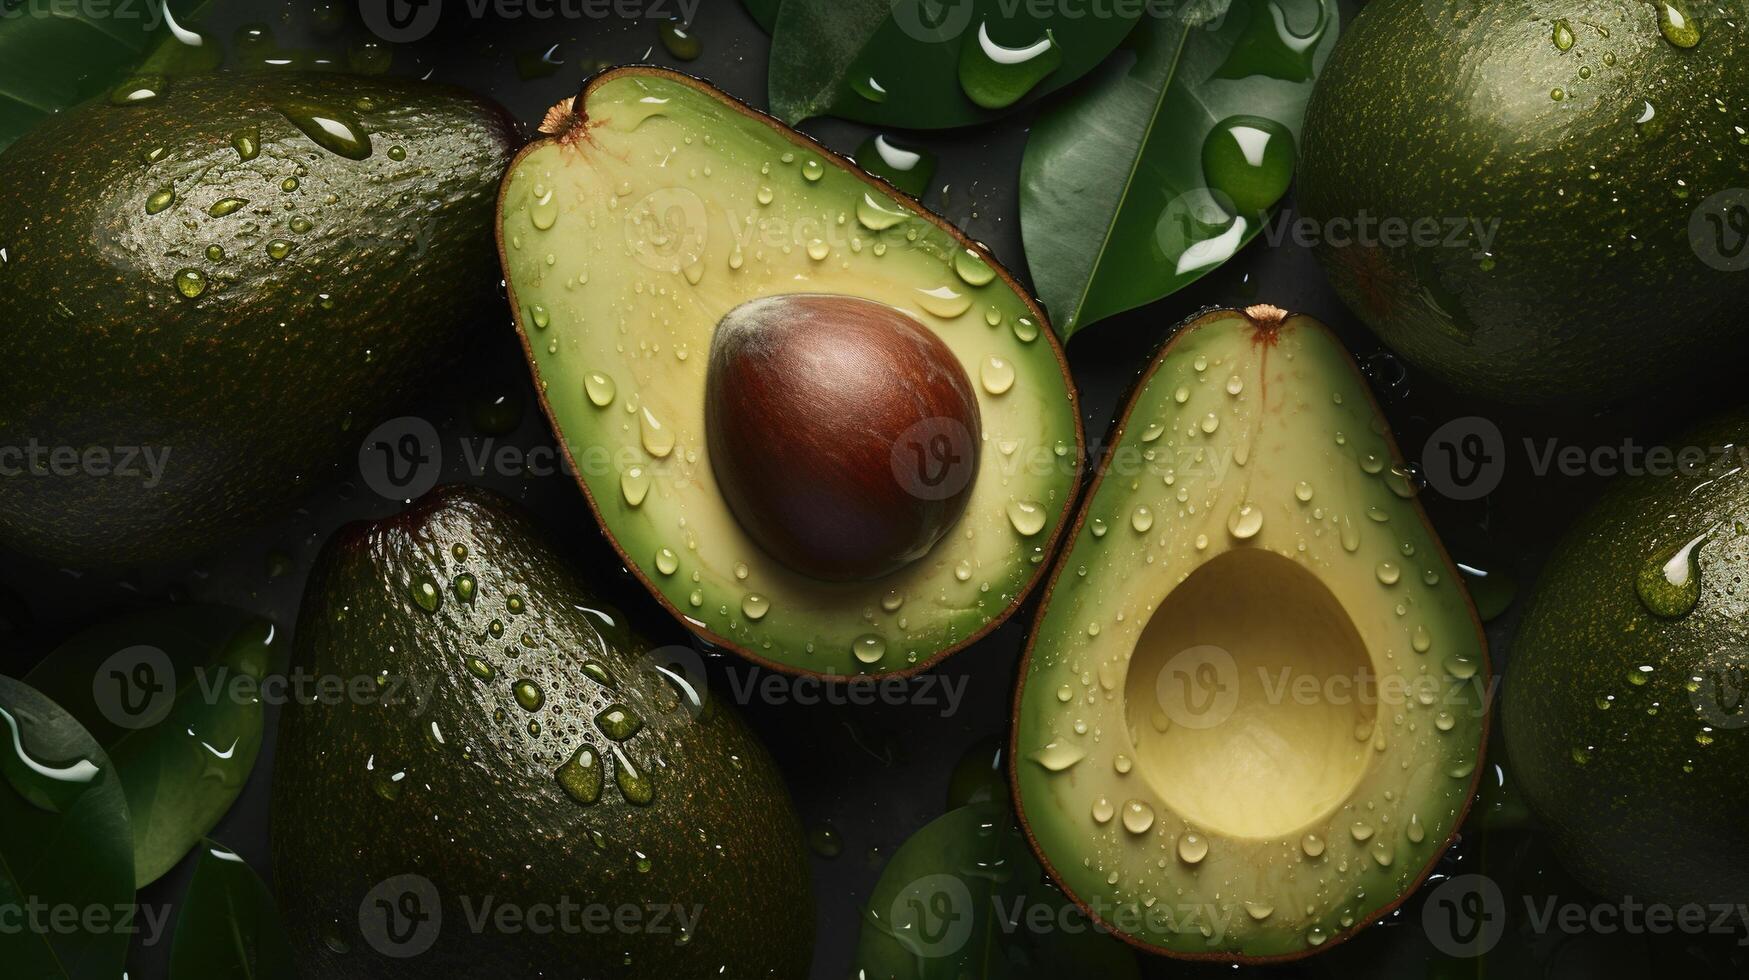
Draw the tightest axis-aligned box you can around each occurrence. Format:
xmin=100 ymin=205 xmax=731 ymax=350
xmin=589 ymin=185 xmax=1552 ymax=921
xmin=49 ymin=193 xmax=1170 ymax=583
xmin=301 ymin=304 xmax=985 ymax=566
xmin=1010 ymin=309 xmax=1487 ymax=959
xmin=496 ymin=69 xmax=1081 ymax=678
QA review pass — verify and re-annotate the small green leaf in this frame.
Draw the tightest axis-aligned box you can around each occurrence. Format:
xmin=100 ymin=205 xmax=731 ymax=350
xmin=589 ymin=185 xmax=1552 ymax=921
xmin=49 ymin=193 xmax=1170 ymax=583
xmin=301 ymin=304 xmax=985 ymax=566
xmin=1020 ymin=0 xmax=1339 ymax=339
xmin=768 ymin=0 xmax=1139 ymax=128
xmin=0 ymin=676 xmax=134 ymax=980
xmin=0 ymin=1 xmax=216 ymax=153
xmin=855 ymin=803 xmax=1138 ymax=979
xmin=168 ymin=839 xmax=295 ymax=980
xmin=24 ymin=606 xmax=275 ymax=888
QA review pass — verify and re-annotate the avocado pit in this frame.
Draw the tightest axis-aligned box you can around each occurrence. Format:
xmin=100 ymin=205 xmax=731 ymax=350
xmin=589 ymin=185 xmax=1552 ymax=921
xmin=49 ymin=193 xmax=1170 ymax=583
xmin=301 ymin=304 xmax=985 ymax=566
xmin=704 ymin=293 xmax=982 ymax=582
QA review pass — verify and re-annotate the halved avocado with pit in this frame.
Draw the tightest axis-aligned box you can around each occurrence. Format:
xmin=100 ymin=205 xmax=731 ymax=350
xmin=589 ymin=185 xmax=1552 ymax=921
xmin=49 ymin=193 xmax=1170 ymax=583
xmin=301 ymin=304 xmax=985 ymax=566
xmin=497 ymin=68 xmax=1082 ymax=677
xmin=1011 ymin=307 xmax=1489 ymax=961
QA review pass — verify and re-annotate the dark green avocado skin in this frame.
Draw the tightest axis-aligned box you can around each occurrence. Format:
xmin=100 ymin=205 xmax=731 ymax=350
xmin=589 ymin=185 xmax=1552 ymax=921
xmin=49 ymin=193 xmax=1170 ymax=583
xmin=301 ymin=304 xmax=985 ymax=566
xmin=0 ymin=73 xmax=518 ymax=567
xmin=1505 ymin=410 xmax=1749 ymax=906
xmin=1299 ymin=0 xmax=1749 ymax=407
xmin=271 ymin=486 xmax=814 ymax=979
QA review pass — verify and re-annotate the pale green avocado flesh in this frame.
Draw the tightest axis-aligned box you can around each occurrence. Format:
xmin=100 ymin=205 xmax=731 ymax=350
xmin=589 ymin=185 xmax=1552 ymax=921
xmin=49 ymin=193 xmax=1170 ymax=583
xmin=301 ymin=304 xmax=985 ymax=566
xmin=499 ymin=69 xmax=1081 ymax=676
xmin=1013 ymin=309 xmax=1488 ymax=960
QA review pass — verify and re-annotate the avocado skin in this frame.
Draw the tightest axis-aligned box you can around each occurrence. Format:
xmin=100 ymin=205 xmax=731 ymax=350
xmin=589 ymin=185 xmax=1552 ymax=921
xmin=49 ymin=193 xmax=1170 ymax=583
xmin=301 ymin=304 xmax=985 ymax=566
xmin=1505 ymin=410 xmax=1749 ymax=906
xmin=1299 ymin=0 xmax=1749 ymax=407
xmin=271 ymin=486 xmax=813 ymax=978
xmin=0 ymin=73 xmax=518 ymax=566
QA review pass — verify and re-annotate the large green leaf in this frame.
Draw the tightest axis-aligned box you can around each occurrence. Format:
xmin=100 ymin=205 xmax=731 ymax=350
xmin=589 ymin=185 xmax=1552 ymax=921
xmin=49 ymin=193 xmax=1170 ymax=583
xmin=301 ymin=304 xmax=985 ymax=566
xmin=168 ymin=839 xmax=295 ymax=980
xmin=768 ymin=0 xmax=1141 ymax=128
xmin=1020 ymin=0 xmax=1339 ymax=339
xmin=25 ymin=606 xmax=275 ymax=888
xmin=0 ymin=675 xmax=134 ymax=980
xmin=0 ymin=0 xmax=215 ymax=153
xmin=743 ymin=0 xmax=782 ymax=32
xmin=855 ymin=803 xmax=1139 ymax=979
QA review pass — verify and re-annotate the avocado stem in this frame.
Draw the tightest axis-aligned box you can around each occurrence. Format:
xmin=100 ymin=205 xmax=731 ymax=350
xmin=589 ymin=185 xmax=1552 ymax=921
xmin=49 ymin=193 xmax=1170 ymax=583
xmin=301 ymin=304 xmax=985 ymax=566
xmin=1244 ymin=304 xmax=1289 ymax=331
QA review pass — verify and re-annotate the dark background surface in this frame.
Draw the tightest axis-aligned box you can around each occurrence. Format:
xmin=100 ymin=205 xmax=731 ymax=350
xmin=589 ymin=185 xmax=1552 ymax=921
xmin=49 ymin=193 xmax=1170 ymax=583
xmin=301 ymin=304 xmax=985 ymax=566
xmin=5 ymin=1 xmax=1748 ymax=976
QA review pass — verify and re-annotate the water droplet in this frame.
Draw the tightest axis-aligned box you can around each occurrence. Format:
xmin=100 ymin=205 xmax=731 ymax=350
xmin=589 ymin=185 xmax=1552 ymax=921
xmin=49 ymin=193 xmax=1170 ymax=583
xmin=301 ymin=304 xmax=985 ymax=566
xmin=1552 ymin=19 xmax=1575 ymax=51
xmin=958 ymin=21 xmax=1062 ymax=110
xmin=530 ymin=185 xmax=558 ymax=230
xmin=917 ymin=284 xmax=972 ymax=319
xmin=595 ymin=705 xmax=643 ymax=741
xmin=1407 ymin=813 xmax=1426 ymax=843
xmin=1202 ymin=115 xmax=1296 ymax=215
xmin=1412 ymin=624 xmax=1432 ymax=653
xmin=110 ymin=76 xmax=164 ymax=105
xmin=173 ymin=268 xmax=208 ymax=299
xmin=267 ymin=240 xmax=293 ymax=261
xmin=741 ymin=593 xmax=769 ymax=621
xmin=855 ymin=192 xmax=909 ymax=231
xmin=655 ymin=548 xmax=679 ymax=576
xmin=954 ymin=248 xmax=995 ymax=287
xmin=855 ymin=134 xmax=937 ymax=198
xmin=620 ymin=466 xmax=650 ymax=507
xmin=853 ymin=634 xmax=887 ymax=664
xmin=1350 ymin=821 xmax=1374 ymax=841
xmin=275 ymin=100 xmax=372 ymax=160
xmin=658 ymin=16 xmax=701 ymax=60
xmin=1091 ymin=797 xmax=1114 ymax=823
xmin=801 ymin=158 xmax=825 ymax=182
xmin=207 ymin=197 xmax=248 ymax=218
xmin=230 ymin=127 xmax=260 ymax=161
xmin=453 ymin=573 xmax=476 ymax=604
xmin=613 ymin=747 xmax=654 ymax=805
xmin=1655 ymin=1 xmax=1701 ymax=48
xmin=513 ymin=680 xmax=544 ymax=712
xmin=1376 ymin=562 xmax=1401 ymax=586
xmin=1301 ymin=833 xmax=1325 ymax=857
xmin=1030 ymin=741 xmax=1084 ymax=772
xmin=585 ymin=372 xmax=616 ymax=407
xmin=1227 ymin=503 xmax=1263 ymax=539
xmin=465 ymin=656 xmax=495 ymax=682
xmin=1121 ymin=800 xmax=1156 ymax=835
xmin=639 ymin=407 xmax=674 ymax=458
xmin=1295 ymin=481 xmax=1314 ymax=502
xmin=146 ymin=188 xmax=176 ymax=214
xmin=1177 ymin=832 xmax=1208 ymax=864
xmin=1006 ymin=498 xmax=1046 ymax=537
xmin=556 ymin=745 xmax=603 ymax=804
xmin=1635 ymin=532 xmax=1704 ymax=618
xmin=1131 ymin=506 xmax=1154 ymax=533
xmin=981 ymin=355 xmax=1016 ymax=394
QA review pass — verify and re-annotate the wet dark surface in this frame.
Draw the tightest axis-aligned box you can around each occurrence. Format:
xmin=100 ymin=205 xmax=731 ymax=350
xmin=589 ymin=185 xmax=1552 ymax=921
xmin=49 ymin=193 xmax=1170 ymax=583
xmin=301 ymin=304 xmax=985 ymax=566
xmin=5 ymin=1 xmax=1749 ymax=977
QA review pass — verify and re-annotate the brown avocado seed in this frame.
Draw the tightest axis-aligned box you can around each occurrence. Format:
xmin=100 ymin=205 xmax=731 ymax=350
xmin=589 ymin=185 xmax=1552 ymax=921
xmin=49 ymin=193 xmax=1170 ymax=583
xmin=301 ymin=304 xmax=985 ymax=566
xmin=704 ymin=294 xmax=982 ymax=583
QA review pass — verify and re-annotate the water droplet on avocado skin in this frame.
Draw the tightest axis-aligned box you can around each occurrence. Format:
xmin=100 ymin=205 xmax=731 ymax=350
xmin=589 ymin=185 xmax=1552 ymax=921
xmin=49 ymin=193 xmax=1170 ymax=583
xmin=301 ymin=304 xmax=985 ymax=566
xmin=275 ymin=100 xmax=373 ymax=160
xmin=1635 ymin=532 xmax=1705 ymax=618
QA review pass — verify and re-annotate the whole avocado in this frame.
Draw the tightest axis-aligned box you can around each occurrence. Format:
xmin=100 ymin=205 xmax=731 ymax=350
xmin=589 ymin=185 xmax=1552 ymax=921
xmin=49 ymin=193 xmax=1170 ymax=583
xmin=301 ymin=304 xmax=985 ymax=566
xmin=272 ymin=486 xmax=814 ymax=978
xmin=1505 ymin=409 xmax=1749 ymax=906
xmin=0 ymin=73 xmax=518 ymax=566
xmin=1299 ymin=0 xmax=1749 ymax=406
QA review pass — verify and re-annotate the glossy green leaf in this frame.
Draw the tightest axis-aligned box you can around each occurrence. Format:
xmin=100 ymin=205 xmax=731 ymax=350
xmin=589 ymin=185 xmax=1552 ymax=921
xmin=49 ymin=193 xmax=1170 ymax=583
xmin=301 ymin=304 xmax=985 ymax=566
xmin=25 ymin=606 xmax=276 ymax=888
xmin=168 ymin=839 xmax=295 ymax=980
xmin=742 ymin=0 xmax=782 ymax=32
xmin=1020 ymin=0 xmax=1339 ymax=339
xmin=0 ymin=675 xmax=134 ymax=980
xmin=768 ymin=0 xmax=1141 ymax=128
xmin=855 ymin=803 xmax=1139 ymax=980
xmin=0 ymin=0 xmax=216 ymax=153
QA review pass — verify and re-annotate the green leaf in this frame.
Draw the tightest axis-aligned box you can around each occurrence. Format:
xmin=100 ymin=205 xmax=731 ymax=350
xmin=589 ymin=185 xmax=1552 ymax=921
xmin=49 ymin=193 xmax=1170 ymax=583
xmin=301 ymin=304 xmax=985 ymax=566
xmin=768 ymin=0 xmax=1140 ymax=128
xmin=168 ymin=839 xmax=295 ymax=980
xmin=855 ymin=803 xmax=1139 ymax=980
xmin=1019 ymin=0 xmax=1340 ymax=339
xmin=25 ymin=606 xmax=276 ymax=888
xmin=742 ymin=0 xmax=783 ymax=33
xmin=0 ymin=0 xmax=216 ymax=153
xmin=0 ymin=675 xmax=134 ymax=980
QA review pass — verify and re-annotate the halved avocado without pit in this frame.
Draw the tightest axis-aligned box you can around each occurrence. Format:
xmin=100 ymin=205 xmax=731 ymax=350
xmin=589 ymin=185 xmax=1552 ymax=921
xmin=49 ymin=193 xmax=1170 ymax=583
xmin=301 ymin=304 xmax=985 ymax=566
xmin=1011 ymin=307 xmax=1489 ymax=961
xmin=497 ymin=68 xmax=1083 ymax=677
